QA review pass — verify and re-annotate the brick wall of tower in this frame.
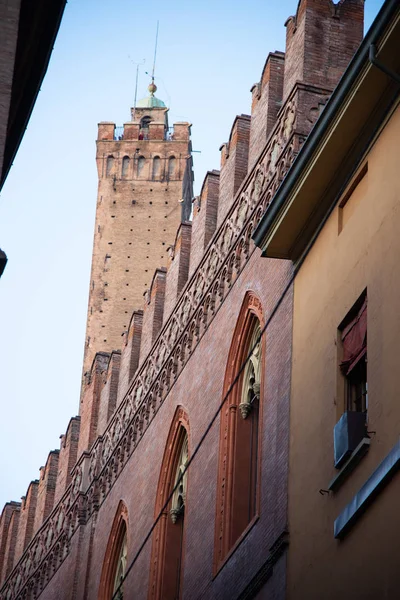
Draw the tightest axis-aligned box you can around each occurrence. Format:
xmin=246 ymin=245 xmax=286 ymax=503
xmin=82 ymin=122 xmax=191 ymax=383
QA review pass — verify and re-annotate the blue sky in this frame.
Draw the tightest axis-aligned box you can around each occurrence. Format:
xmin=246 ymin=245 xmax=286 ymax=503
xmin=0 ymin=0 xmax=385 ymax=509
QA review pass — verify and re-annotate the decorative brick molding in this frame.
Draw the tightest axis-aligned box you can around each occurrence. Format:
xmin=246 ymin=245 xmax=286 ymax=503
xmin=0 ymin=82 xmax=329 ymax=599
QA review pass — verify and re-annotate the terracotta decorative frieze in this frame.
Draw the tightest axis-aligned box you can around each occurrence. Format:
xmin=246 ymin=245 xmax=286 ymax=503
xmin=1 ymin=83 xmax=324 ymax=599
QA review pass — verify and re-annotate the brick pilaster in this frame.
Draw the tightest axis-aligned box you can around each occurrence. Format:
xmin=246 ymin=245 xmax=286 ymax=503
xmin=248 ymin=51 xmax=285 ymax=170
xmin=164 ymin=222 xmax=192 ymax=322
xmin=97 ymin=351 xmax=121 ymax=436
xmin=78 ymin=352 xmax=110 ymax=455
xmin=117 ymin=311 xmax=143 ymax=405
xmin=139 ymin=268 xmax=167 ymax=364
xmin=217 ymin=115 xmax=251 ymax=227
xmin=189 ymin=170 xmax=220 ymax=279
xmin=54 ymin=416 xmax=81 ymax=505
xmin=33 ymin=451 xmax=59 ymax=532
xmin=283 ymin=0 xmax=364 ymax=102
xmin=14 ymin=481 xmax=39 ymax=562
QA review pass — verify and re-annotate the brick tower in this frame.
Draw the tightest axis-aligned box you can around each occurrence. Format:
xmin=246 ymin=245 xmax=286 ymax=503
xmin=82 ymin=81 xmax=193 ymax=380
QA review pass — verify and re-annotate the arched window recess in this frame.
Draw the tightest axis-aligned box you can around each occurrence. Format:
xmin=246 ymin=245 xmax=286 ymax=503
xmin=152 ymin=156 xmax=161 ymax=180
xmin=239 ymin=323 xmax=261 ymax=420
xmin=137 ymin=155 xmax=145 ymax=177
xmin=99 ymin=501 xmax=129 ymax=600
xmin=139 ymin=116 xmax=151 ymax=140
xmin=112 ymin=528 xmax=127 ymax=599
xmin=170 ymin=434 xmax=188 ymax=524
xmin=214 ymin=292 xmax=264 ymax=571
xmin=106 ymin=155 xmax=114 ymax=177
xmin=122 ymin=156 xmax=130 ymax=178
xmin=167 ymin=156 xmax=176 ymax=180
xmin=148 ymin=407 xmax=190 ymax=600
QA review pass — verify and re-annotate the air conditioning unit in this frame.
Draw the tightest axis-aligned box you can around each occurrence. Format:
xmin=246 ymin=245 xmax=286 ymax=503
xmin=334 ymin=411 xmax=366 ymax=468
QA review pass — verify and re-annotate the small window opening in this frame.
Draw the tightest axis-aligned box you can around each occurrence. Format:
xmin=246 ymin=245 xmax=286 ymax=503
xmin=137 ymin=156 xmax=145 ymax=176
xmin=106 ymin=156 xmax=114 ymax=176
xmin=122 ymin=156 xmax=129 ymax=177
xmin=152 ymin=157 xmax=161 ymax=180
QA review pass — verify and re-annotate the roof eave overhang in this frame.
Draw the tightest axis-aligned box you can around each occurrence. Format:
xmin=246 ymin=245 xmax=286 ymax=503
xmin=0 ymin=0 xmax=67 ymax=192
xmin=253 ymin=0 xmax=400 ymax=262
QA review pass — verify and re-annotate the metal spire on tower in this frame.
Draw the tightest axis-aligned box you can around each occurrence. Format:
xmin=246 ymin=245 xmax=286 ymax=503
xmin=151 ymin=20 xmax=160 ymax=89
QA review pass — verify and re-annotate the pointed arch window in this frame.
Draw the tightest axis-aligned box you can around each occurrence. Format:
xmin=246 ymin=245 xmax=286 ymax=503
xmin=106 ymin=156 xmax=114 ymax=176
xmin=214 ymin=293 xmax=263 ymax=571
xmin=137 ymin=155 xmax=145 ymax=177
xmin=122 ymin=156 xmax=130 ymax=178
xmin=99 ymin=502 xmax=128 ymax=600
xmin=140 ymin=116 xmax=151 ymax=130
xmin=112 ymin=527 xmax=127 ymax=599
xmin=168 ymin=156 xmax=176 ymax=179
xmin=152 ymin=156 xmax=161 ymax=180
xmin=148 ymin=407 xmax=189 ymax=600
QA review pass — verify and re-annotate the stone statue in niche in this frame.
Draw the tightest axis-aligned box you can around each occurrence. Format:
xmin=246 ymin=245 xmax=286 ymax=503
xmin=239 ymin=325 xmax=261 ymax=419
xmin=283 ymin=103 xmax=296 ymax=142
xmin=72 ymin=468 xmax=82 ymax=497
xmin=170 ymin=433 xmax=188 ymax=523
xmin=112 ymin=530 xmax=127 ymax=600
xmin=269 ymin=139 xmax=281 ymax=174
xmin=250 ymin=170 xmax=263 ymax=205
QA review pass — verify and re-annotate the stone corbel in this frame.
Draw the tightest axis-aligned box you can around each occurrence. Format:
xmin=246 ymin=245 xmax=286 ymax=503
xmin=170 ymin=503 xmax=184 ymax=524
xmin=239 ymin=401 xmax=252 ymax=420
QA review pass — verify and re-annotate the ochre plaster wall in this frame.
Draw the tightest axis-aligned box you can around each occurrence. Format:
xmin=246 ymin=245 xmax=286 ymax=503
xmin=288 ymin=104 xmax=400 ymax=600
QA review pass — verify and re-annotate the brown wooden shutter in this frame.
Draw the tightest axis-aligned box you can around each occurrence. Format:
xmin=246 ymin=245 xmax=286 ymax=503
xmin=340 ymin=296 xmax=367 ymax=375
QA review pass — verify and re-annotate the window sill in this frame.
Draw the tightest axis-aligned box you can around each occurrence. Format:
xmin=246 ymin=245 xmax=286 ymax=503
xmin=334 ymin=438 xmax=400 ymax=539
xmin=328 ymin=437 xmax=371 ymax=492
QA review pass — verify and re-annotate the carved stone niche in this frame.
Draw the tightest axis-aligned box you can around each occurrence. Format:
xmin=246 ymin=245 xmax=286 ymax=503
xmin=170 ymin=433 xmax=188 ymax=524
xmin=239 ymin=324 xmax=261 ymax=420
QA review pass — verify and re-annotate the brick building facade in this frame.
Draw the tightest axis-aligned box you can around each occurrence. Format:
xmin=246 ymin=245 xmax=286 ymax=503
xmin=4 ymin=1 xmax=398 ymax=598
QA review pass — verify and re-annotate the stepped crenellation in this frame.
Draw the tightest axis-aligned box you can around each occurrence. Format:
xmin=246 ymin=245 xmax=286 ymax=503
xmin=189 ymin=170 xmax=220 ymax=279
xmin=249 ymin=51 xmax=285 ymax=171
xmin=217 ymin=114 xmax=251 ymax=228
xmin=0 ymin=1 xmax=366 ymax=595
xmin=163 ymin=222 xmax=192 ymax=323
xmin=117 ymin=310 xmax=143 ymax=407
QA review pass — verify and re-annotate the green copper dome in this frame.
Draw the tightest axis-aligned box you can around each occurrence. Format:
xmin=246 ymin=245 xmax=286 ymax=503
xmin=136 ymin=95 xmax=166 ymax=108
xmin=136 ymin=81 xmax=166 ymax=108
